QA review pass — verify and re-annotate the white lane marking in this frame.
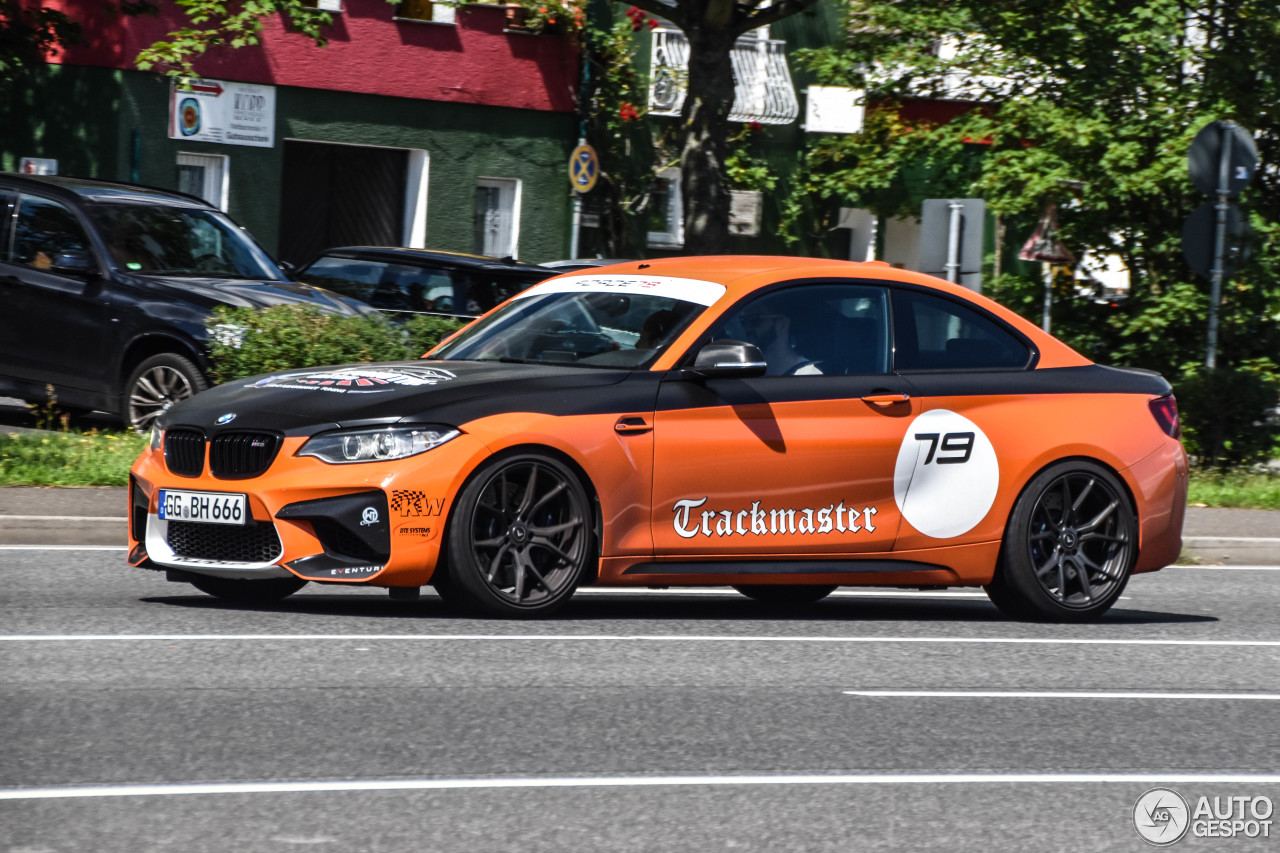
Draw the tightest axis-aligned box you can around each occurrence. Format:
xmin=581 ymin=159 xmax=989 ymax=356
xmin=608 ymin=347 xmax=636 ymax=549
xmin=4 ymin=773 xmax=1280 ymax=801
xmin=574 ymin=588 xmax=993 ymax=599
xmin=1184 ymin=536 xmax=1280 ymax=544
xmin=0 ymin=515 xmax=126 ymax=521
xmin=0 ymin=545 xmax=127 ymax=551
xmin=845 ymin=690 xmax=1280 ymax=700
xmin=4 ymin=634 xmax=1280 ymax=647
xmin=1168 ymin=564 xmax=1280 ymax=570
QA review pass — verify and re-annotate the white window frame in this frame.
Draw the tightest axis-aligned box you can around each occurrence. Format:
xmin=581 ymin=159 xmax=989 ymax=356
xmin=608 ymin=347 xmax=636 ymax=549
xmin=475 ymin=177 xmax=522 ymax=259
xmin=646 ymin=167 xmax=684 ymax=249
xmin=176 ymin=152 xmax=230 ymax=211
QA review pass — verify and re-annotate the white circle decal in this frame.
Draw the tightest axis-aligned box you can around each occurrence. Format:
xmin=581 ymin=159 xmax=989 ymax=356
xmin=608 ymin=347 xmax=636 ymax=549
xmin=893 ymin=409 xmax=999 ymax=539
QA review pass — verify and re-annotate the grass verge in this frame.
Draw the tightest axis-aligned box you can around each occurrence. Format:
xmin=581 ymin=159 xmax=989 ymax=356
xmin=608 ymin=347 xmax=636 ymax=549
xmin=0 ymin=430 xmax=148 ymax=486
xmin=3 ymin=429 xmax=1280 ymax=511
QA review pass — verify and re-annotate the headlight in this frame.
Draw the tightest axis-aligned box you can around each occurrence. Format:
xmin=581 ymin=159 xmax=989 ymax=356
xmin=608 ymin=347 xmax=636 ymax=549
xmin=150 ymin=424 xmax=163 ymax=451
xmin=298 ymin=425 xmax=459 ymax=464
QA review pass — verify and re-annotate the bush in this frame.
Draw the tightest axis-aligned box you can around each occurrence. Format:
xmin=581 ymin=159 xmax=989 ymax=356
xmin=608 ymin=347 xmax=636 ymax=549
xmin=207 ymin=306 xmax=465 ymax=384
xmin=1174 ymin=364 xmax=1280 ymax=469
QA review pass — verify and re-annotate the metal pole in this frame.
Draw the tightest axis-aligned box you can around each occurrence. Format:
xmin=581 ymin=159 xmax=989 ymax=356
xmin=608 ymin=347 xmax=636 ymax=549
xmin=945 ymin=201 xmax=963 ymax=283
xmin=569 ymin=136 xmax=585 ymax=261
xmin=1207 ymin=121 xmax=1233 ymax=369
xmin=1041 ymin=261 xmax=1053 ymax=333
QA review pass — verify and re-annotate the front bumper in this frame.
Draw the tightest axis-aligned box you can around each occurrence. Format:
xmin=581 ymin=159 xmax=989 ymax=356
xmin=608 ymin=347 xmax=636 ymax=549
xmin=128 ymin=432 xmax=486 ymax=586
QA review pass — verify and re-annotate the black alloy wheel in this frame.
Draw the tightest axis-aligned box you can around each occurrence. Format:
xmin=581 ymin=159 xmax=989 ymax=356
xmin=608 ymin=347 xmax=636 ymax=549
xmin=126 ymin=353 xmax=209 ymax=433
xmin=441 ymin=452 xmax=593 ymax=617
xmin=189 ymin=574 xmax=308 ymax=602
xmin=733 ymin=584 xmax=838 ymax=605
xmin=986 ymin=460 xmax=1137 ymax=622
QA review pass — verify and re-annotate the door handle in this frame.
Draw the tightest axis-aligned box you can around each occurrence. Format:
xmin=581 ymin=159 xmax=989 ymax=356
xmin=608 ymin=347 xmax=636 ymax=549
xmin=614 ymin=416 xmax=652 ymax=434
xmin=861 ymin=392 xmax=910 ymax=407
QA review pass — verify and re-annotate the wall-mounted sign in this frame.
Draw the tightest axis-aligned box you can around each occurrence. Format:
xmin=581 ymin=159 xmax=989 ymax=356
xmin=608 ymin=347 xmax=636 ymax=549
xmin=169 ymin=78 xmax=276 ymax=148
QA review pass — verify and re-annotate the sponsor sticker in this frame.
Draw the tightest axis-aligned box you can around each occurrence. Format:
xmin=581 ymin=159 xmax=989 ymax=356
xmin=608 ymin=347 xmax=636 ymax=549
xmin=397 ymin=524 xmax=437 ymax=539
xmin=250 ymin=366 xmax=456 ymax=394
xmin=893 ymin=409 xmax=998 ymax=539
xmin=518 ymin=274 xmax=727 ymax=307
xmin=392 ymin=491 xmax=447 ymax=518
xmin=671 ymin=496 xmax=877 ymax=540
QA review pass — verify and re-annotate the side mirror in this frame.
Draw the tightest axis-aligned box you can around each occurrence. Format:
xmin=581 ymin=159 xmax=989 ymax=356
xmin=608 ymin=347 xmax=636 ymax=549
xmin=685 ymin=340 xmax=767 ymax=379
xmin=51 ymin=249 xmax=96 ymax=275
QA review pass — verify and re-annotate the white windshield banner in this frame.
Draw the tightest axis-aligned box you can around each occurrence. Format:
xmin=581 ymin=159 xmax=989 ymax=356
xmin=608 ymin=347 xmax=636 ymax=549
xmin=518 ymin=274 xmax=727 ymax=307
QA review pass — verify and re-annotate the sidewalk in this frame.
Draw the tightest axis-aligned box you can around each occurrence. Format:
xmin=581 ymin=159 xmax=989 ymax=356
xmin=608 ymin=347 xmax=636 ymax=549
xmin=1 ymin=486 xmax=1277 ymax=563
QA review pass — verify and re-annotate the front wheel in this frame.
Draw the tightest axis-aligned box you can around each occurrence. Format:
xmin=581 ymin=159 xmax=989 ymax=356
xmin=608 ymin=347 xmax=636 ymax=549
xmin=189 ymin=575 xmax=308 ymax=602
xmin=441 ymin=452 xmax=594 ymax=617
xmin=125 ymin=353 xmax=209 ymax=433
xmin=985 ymin=460 xmax=1136 ymax=622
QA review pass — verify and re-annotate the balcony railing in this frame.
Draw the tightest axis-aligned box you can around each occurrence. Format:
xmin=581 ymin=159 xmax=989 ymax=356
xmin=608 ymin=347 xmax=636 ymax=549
xmin=648 ymin=27 xmax=799 ymax=125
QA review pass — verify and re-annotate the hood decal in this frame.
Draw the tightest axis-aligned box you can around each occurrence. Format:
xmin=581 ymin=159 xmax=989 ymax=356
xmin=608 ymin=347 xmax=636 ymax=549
xmin=249 ymin=365 xmax=457 ymax=394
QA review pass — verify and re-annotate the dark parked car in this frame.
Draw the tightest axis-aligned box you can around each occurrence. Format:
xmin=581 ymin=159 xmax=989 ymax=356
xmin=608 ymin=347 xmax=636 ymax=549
xmin=295 ymin=246 xmax=558 ymax=320
xmin=0 ymin=173 xmax=372 ymax=430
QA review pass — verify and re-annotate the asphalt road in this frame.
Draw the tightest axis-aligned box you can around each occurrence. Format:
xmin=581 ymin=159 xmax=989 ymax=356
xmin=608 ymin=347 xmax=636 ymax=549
xmin=3 ymin=546 xmax=1280 ymax=852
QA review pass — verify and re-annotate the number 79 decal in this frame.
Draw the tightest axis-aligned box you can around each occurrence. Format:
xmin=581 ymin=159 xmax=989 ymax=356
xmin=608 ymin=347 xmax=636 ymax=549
xmin=895 ymin=412 xmax=998 ymax=538
xmin=913 ymin=431 xmax=975 ymax=465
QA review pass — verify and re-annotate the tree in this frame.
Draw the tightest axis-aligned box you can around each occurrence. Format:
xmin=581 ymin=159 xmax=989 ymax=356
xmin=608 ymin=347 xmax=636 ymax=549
xmin=795 ymin=0 xmax=1280 ymax=463
xmin=621 ymin=0 xmax=821 ymax=252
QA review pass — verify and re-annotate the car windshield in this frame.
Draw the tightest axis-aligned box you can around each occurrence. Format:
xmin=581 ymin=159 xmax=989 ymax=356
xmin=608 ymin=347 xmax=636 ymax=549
xmin=86 ymin=202 xmax=285 ymax=280
xmin=429 ymin=276 xmax=725 ymax=369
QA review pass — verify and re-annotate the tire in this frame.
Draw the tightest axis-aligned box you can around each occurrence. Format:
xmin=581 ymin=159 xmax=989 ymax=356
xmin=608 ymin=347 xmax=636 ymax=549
xmin=125 ymin=353 xmax=209 ymax=433
xmin=733 ymin=584 xmax=837 ymax=605
xmin=189 ymin=574 xmax=308 ymax=602
xmin=985 ymin=460 xmax=1137 ymax=622
xmin=442 ymin=452 xmax=594 ymax=617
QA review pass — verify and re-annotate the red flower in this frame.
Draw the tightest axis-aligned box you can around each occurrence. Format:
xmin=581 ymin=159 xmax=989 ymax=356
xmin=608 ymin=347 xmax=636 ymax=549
xmin=748 ymin=121 xmax=763 ymax=132
xmin=626 ymin=5 xmax=644 ymax=18
xmin=648 ymin=18 xmax=658 ymax=29
xmin=619 ymin=102 xmax=639 ymax=121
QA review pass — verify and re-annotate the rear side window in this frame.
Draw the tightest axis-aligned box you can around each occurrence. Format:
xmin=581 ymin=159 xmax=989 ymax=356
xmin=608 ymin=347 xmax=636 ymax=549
xmin=11 ymin=195 xmax=93 ymax=271
xmin=892 ymin=289 xmax=1031 ymax=371
xmin=0 ymin=189 xmax=15 ymax=259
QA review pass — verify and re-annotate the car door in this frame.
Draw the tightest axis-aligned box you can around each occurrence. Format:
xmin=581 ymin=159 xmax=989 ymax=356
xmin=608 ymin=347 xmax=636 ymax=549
xmin=651 ymin=281 xmax=919 ymax=558
xmin=0 ymin=192 xmax=112 ymax=396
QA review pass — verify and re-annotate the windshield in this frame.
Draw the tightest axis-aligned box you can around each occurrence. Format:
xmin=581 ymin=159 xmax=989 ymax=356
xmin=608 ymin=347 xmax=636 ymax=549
xmin=86 ymin=202 xmax=285 ymax=280
xmin=430 ymin=275 xmax=726 ymax=369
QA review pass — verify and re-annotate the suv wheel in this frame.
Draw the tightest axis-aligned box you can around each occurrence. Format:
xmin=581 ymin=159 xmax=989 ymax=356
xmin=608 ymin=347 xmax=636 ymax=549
xmin=125 ymin=353 xmax=209 ymax=432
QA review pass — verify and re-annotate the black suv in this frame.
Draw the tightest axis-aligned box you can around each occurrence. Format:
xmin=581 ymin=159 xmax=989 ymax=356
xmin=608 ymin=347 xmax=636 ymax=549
xmin=0 ymin=174 xmax=372 ymax=430
xmin=295 ymin=246 xmax=558 ymax=320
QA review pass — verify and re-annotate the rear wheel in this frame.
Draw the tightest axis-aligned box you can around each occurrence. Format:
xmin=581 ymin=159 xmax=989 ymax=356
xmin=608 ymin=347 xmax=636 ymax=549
xmin=126 ymin=353 xmax=209 ymax=433
xmin=985 ymin=460 xmax=1136 ymax=622
xmin=189 ymin=575 xmax=307 ymax=602
xmin=442 ymin=452 xmax=593 ymax=617
xmin=733 ymin=584 xmax=837 ymax=605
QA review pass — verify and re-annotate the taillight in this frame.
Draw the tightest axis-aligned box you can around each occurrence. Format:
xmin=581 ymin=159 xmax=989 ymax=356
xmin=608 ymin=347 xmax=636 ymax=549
xmin=1149 ymin=394 xmax=1181 ymax=439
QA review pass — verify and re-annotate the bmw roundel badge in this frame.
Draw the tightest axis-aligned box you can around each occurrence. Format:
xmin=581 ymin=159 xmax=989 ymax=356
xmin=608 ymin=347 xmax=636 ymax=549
xmin=216 ymin=413 xmax=237 ymax=425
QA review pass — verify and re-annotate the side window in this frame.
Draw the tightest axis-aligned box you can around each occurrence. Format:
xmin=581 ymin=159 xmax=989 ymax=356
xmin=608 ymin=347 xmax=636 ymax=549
xmin=892 ymin=289 xmax=1031 ymax=371
xmin=708 ymin=283 xmax=890 ymax=376
xmin=474 ymin=178 xmax=520 ymax=258
xmin=12 ymin=195 xmax=93 ymax=271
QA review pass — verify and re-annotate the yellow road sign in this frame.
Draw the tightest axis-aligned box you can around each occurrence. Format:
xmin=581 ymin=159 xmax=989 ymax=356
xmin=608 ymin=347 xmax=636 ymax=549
xmin=569 ymin=144 xmax=599 ymax=194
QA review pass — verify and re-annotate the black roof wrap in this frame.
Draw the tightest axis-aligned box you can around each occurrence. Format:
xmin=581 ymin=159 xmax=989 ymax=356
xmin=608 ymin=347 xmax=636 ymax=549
xmin=161 ymin=361 xmax=661 ymax=435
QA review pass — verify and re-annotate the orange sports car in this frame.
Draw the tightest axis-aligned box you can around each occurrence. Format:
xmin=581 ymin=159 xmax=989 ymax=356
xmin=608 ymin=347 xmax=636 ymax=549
xmin=127 ymin=256 xmax=1187 ymax=621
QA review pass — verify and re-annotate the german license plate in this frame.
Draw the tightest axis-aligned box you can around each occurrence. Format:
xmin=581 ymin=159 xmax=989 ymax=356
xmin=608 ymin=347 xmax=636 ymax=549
xmin=158 ymin=490 xmax=247 ymax=525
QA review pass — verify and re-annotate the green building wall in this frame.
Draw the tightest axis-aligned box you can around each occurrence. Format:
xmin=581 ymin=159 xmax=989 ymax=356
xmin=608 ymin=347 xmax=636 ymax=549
xmin=2 ymin=65 xmax=579 ymax=262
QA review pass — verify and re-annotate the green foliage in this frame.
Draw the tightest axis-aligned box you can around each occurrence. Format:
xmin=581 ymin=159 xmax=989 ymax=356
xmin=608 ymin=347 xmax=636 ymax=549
xmin=135 ymin=0 xmax=333 ymax=75
xmin=0 ymin=431 xmax=148 ymax=486
xmin=1188 ymin=468 xmax=1280 ymax=510
xmin=207 ymin=306 xmax=463 ymax=384
xmin=1176 ymin=364 xmax=1280 ymax=469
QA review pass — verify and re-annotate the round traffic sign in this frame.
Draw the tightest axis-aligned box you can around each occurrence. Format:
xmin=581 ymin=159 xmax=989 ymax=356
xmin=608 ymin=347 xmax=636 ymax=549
xmin=1181 ymin=201 xmax=1252 ymax=278
xmin=569 ymin=144 xmax=599 ymax=194
xmin=1188 ymin=120 xmax=1257 ymax=197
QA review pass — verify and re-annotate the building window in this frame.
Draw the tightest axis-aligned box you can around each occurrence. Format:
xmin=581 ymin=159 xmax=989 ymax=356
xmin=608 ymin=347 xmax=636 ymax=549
xmin=646 ymin=167 xmax=683 ymax=249
xmin=301 ymin=0 xmax=344 ymax=11
xmin=176 ymin=152 xmax=229 ymax=211
xmin=474 ymin=178 xmax=521 ymax=259
xmin=394 ymin=0 xmax=456 ymax=24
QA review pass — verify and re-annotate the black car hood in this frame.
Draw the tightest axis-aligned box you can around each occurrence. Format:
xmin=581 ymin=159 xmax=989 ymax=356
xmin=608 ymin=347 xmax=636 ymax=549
xmin=161 ymin=360 xmax=659 ymax=435
xmin=140 ymin=275 xmax=371 ymax=315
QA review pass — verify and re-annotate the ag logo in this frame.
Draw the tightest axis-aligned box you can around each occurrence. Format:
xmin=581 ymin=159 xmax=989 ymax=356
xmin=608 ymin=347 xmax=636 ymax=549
xmin=1133 ymin=788 xmax=1190 ymax=846
xmin=893 ymin=409 xmax=998 ymax=538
